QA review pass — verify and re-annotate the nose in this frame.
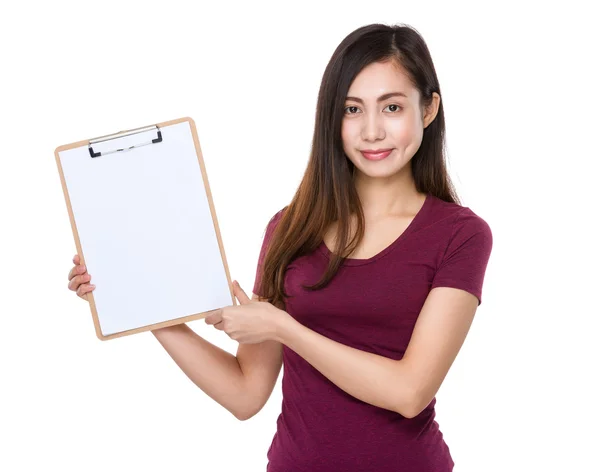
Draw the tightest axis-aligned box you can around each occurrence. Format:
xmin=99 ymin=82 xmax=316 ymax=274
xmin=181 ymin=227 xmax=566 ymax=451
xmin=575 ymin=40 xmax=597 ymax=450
xmin=361 ymin=112 xmax=385 ymax=141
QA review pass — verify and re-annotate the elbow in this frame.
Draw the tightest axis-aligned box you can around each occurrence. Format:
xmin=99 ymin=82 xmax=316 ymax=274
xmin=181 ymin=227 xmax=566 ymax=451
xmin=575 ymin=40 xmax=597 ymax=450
xmin=396 ymin=400 xmax=424 ymax=419
xmin=398 ymin=401 xmax=425 ymax=419
xmin=395 ymin=387 xmax=428 ymax=419
xmin=233 ymin=405 xmax=259 ymax=422
xmin=233 ymin=410 xmax=252 ymax=421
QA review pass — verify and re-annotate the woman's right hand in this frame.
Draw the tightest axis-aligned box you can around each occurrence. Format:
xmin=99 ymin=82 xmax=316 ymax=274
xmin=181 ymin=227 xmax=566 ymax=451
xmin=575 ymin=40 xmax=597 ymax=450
xmin=68 ymin=254 xmax=96 ymax=300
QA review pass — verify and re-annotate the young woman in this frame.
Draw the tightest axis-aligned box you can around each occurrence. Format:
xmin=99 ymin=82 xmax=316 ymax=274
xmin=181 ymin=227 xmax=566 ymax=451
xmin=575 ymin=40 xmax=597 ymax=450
xmin=68 ymin=23 xmax=493 ymax=472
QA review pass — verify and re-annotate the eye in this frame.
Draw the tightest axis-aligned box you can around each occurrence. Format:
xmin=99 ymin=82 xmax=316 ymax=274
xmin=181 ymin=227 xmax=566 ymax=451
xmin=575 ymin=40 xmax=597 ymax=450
xmin=343 ymin=104 xmax=403 ymax=115
xmin=385 ymin=104 xmax=403 ymax=112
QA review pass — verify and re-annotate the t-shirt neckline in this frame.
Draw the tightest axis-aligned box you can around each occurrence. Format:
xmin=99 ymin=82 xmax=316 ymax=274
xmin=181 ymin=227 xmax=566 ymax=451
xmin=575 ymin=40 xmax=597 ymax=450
xmin=317 ymin=193 xmax=432 ymax=267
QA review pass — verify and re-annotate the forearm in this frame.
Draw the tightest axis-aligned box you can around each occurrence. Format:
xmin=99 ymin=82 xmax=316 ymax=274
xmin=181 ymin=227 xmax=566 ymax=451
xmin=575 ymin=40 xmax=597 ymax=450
xmin=275 ymin=316 xmax=416 ymax=417
xmin=152 ymin=324 xmax=249 ymax=419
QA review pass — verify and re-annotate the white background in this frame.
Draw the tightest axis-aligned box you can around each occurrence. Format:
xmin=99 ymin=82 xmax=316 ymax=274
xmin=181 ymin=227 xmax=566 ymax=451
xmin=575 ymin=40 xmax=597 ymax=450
xmin=1 ymin=1 xmax=598 ymax=471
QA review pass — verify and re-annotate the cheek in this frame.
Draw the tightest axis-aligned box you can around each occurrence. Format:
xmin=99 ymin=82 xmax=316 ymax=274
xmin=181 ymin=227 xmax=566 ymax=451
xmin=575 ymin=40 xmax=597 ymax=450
xmin=341 ymin=121 xmax=353 ymax=145
xmin=341 ymin=123 xmax=356 ymax=157
xmin=395 ymin=130 xmax=423 ymax=159
xmin=392 ymin=115 xmax=420 ymax=145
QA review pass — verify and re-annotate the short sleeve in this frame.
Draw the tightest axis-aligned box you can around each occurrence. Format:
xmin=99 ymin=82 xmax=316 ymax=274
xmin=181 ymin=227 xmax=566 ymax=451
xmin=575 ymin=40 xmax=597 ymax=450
xmin=252 ymin=209 xmax=285 ymax=298
xmin=430 ymin=208 xmax=493 ymax=306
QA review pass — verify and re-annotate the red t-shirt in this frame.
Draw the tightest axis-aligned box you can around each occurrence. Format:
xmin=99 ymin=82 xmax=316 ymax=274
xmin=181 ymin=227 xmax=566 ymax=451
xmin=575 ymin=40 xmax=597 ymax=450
xmin=253 ymin=193 xmax=493 ymax=472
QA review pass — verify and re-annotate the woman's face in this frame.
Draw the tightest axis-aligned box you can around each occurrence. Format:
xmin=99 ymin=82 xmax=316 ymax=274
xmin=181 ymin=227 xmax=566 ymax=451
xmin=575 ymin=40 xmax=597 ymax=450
xmin=341 ymin=60 xmax=438 ymax=180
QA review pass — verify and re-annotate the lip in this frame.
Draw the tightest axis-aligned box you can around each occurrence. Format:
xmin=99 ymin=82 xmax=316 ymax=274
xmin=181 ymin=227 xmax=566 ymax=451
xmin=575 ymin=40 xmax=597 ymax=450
xmin=361 ymin=148 xmax=393 ymax=153
xmin=360 ymin=149 xmax=393 ymax=160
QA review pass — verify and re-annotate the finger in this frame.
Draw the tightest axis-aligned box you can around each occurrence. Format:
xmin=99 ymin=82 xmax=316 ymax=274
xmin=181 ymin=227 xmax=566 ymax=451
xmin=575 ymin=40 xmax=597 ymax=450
xmin=69 ymin=273 xmax=92 ymax=291
xmin=232 ymin=280 xmax=251 ymax=305
xmin=69 ymin=273 xmax=91 ymax=291
xmin=204 ymin=309 xmax=223 ymax=325
xmin=214 ymin=320 xmax=224 ymax=331
xmin=68 ymin=262 xmax=87 ymax=281
xmin=76 ymin=283 xmax=95 ymax=299
xmin=73 ymin=254 xmax=79 ymax=265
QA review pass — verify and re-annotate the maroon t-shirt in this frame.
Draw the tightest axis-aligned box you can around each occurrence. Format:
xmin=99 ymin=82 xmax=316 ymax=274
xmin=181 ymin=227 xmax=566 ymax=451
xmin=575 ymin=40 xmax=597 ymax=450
xmin=253 ymin=193 xmax=493 ymax=472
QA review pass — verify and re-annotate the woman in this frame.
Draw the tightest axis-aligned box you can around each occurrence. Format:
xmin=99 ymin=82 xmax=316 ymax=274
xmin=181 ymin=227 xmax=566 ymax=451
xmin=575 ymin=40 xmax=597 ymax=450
xmin=68 ymin=23 xmax=493 ymax=472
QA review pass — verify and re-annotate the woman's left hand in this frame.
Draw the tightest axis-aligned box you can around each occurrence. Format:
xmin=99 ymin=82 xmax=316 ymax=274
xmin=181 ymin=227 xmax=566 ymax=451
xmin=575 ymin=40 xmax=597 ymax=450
xmin=204 ymin=280 xmax=290 ymax=344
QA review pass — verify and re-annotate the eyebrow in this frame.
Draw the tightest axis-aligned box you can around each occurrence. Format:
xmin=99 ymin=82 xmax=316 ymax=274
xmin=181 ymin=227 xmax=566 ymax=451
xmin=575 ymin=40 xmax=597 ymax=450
xmin=345 ymin=92 xmax=407 ymax=103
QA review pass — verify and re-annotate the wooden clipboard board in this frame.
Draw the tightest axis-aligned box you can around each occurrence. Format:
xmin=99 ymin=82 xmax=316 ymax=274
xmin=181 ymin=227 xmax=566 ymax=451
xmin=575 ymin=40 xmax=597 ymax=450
xmin=55 ymin=117 xmax=235 ymax=341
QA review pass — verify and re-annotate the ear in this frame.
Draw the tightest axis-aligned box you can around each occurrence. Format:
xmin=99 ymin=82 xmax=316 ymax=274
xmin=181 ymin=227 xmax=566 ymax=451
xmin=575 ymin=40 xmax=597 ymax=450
xmin=423 ymin=92 xmax=440 ymax=129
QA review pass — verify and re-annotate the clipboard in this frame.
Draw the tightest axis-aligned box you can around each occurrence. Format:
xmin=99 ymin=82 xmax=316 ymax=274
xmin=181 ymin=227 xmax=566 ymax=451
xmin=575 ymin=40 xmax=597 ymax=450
xmin=55 ymin=117 xmax=235 ymax=341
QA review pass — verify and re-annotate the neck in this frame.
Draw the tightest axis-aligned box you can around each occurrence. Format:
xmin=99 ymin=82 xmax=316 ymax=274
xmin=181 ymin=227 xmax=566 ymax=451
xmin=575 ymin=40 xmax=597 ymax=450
xmin=352 ymin=167 xmax=424 ymax=220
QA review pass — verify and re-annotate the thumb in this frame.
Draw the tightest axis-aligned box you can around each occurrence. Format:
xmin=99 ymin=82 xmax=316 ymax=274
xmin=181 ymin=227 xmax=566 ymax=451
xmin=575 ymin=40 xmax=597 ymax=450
xmin=232 ymin=280 xmax=251 ymax=305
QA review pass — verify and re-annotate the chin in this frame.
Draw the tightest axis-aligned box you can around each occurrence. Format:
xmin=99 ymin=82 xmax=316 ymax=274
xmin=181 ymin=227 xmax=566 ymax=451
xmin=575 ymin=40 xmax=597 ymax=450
xmin=356 ymin=166 xmax=406 ymax=180
xmin=353 ymin=158 xmax=411 ymax=179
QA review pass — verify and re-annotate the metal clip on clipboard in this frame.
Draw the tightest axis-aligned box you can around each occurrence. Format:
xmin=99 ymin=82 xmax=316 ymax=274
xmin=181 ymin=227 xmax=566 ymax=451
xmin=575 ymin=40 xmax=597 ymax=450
xmin=88 ymin=124 xmax=163 ymax=158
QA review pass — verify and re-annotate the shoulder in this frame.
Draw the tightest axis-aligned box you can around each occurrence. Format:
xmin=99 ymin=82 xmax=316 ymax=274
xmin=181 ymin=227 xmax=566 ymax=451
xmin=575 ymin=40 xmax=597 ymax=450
xmin=430 ymin=196 xmax=492 ymax=238
xmin=441 ymin=204 xmax=493 ymax=262
xmin=259 ymin=207 xmax=288 ymax=244
xmin=264 ymin=207 xmax=286 ymax=232
xmin=453 ymin=206 xmax=493 ymax=243
xmin=270 ymin=207 xmax=287 ymax=225
xmin=427 ymin=196 xmax=493 ymax=256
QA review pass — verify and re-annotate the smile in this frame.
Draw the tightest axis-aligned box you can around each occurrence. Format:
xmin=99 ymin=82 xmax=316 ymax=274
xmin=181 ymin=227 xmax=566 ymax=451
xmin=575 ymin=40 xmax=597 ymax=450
xmin=360 ymin=149 xmax=393 ymax=160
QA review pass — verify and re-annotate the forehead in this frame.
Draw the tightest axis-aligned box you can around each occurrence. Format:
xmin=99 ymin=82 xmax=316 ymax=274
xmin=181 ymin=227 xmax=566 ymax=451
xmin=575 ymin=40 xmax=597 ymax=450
xmin=347 ymin=61 xmax=417 ymax=100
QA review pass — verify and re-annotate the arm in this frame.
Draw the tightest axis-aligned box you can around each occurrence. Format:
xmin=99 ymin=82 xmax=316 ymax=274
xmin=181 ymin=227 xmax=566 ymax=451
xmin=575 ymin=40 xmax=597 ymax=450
xmin=153 ymin=294 xmax=282 ymax=421
xmin=274 ymin=286 xmax=478 ymax=418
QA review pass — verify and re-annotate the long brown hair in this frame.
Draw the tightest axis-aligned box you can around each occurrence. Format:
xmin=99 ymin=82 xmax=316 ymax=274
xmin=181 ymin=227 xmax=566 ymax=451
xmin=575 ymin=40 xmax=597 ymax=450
xmin=258 ymin=23 xmax=460 ymax=310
